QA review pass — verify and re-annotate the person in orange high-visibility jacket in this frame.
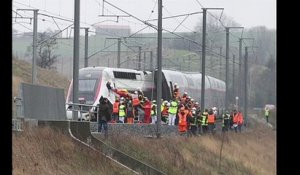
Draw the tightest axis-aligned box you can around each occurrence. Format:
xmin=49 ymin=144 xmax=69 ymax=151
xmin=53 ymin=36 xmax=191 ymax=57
xmin=236 ymin=111 xmax=244 ymax=133
xmin=178 ymin=107 xmax=188 ymax=133
xmin=207 ymin=109 xmax=216 ymax=134
xmin=112 ymin=98 xmax=120 ymax=123
xmin=233 ymin=111 xmax=244 ymax=133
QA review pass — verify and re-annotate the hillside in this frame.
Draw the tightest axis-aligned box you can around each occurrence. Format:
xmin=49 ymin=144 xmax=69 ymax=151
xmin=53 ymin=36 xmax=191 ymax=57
xmin=12 ymin=58 xmax=70 ymax=98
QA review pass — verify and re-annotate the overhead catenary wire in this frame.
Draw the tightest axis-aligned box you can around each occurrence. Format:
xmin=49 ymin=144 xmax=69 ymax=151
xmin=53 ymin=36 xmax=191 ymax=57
xmin=14 ymin=0 xmax=258 ymax=65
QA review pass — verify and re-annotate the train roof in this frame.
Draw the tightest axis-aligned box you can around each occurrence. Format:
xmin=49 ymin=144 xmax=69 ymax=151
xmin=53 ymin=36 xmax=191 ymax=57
xmin=79 ymin=66 xmax=152 ymax=75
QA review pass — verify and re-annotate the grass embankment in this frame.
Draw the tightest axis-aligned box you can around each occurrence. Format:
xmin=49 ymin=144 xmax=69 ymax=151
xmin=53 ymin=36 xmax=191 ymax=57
xmin=105 ymin=119 xmax=276 ymax=175
xmin=13 ymin=126 xmax=134 ymax=175
xmin=12 ymin=58 xmax=70 ymax=98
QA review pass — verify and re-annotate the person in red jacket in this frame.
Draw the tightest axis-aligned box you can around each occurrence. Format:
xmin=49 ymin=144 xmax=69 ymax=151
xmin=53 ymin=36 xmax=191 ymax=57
xmin=143 ymin=97 xmax=152 ymax=123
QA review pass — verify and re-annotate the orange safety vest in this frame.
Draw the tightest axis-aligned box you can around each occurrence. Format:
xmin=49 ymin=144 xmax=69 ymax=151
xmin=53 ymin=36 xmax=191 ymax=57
xmin=233 ymin=113 xmax=239 ymax=123
xmin=113 ymin=102 xmax=119 ymax=113
xmin=132 ymin=97 xmax=140 ymax=106
xmin=207 ymin=114 xmax=215 ymax=124
xmin=237 ymin=113 xmax=244 ymax=124
xmin=178 ymin=113 xmax=187 ymax=126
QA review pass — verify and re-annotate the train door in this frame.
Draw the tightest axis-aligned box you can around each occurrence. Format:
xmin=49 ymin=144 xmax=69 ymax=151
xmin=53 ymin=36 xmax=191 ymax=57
xmin=153 ymin=71 xmax=172 ymax=101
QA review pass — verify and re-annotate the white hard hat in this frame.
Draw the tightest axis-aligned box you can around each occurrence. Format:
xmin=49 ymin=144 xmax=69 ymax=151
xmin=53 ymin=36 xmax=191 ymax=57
xmin=166 ymin=103 xmax=170 ymax=107
xmin=184 ymin=92 xmax=188 ymax=95
xmin=174 ymin=83 xmax=178 ymax=86
xmin=191 ymin=99 xmax=194 ymax=102
xmin=134 ymin=91 xmax=138 ymax=94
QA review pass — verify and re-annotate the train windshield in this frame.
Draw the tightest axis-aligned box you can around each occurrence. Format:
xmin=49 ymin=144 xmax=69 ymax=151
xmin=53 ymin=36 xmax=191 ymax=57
xmin=67 ymin=69 xmax=103 ymax=104
xmin=79 ymin=79 xmax=97 ymax=92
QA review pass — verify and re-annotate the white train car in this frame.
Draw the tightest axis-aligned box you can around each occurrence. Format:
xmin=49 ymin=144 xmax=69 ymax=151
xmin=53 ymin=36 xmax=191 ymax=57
xmin=151 ymin=69 xmax=225 ymax=110
xmin=65 ymin=66 xmax=150 ymax=120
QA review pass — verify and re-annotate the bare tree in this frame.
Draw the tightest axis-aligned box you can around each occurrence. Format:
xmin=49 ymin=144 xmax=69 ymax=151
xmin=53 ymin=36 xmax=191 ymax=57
xmin=36 ymin=29 xmax=59 ymax=70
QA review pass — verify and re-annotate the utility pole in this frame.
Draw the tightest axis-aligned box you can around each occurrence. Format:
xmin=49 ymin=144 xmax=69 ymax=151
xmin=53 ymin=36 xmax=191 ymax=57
xmin=244 ymin=46 xmax=248 ymax=126
xmin=117 ymin=38 xmax=121 ymax=68
xmin=150 ymin=50 xmax=153 ymax=71
xmin=238 ymin=37 xmax=254 ymax=105
xmin=156 ymin=0 xmax=162 ymax=138
xmin=84 ymin=27 xmax=89 ymax=67
xmin=200 ymin=8 xmax=206 ymax=112
xmin=72 ymin=0 xmax=80 ymax=120
xmin=238 ymin=38 xmax=242 ymax=105
xmin=188 ymin=55 xmax=191 ymax=71
xmin=232 ymin=54 xmax=235 ymax=105
xmin=138 ymin=46 xmax=142 ymax=70
xmin=144 ymin=51 xmax=146 ymax=71
xmin=17 ymin=9 xmax=39 ymax=84
xmin=219 ymin=47 xmax=222 ymax=80
xmin=201 ymin=8 xmax=223 ymax=111
xmin=106 ymin=37 xmax=122 ymax=68
xmin=225 ymin=26 xmax=243 ymax=110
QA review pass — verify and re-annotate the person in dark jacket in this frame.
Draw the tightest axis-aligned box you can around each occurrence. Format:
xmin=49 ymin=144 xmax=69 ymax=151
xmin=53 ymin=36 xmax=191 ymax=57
xmin=97 ymin=96 xmax=112 ymax=138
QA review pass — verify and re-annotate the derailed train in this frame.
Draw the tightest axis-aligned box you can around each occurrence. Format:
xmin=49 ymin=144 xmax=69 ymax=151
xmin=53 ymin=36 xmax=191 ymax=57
xmin=65 ymin=66 xmax=225 ymax=120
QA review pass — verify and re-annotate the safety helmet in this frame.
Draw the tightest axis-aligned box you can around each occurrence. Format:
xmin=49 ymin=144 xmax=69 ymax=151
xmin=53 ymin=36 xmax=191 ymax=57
xmin=184 ymin=92 xmax=188 ymax=95
xmin=191 ymin=98 xmax=194 ymax=102
xmin=152 ymin=100 xmax=156 ymax=103
xmin=134 ymin=91 xmax=138 ymax=94
xmin=166 ymin=103 xmax=170 ymax=107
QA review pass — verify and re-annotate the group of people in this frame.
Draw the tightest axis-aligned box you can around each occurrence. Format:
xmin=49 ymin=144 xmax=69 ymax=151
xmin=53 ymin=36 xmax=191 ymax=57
xmin=96 ymin=81 xmax=244 ymax=138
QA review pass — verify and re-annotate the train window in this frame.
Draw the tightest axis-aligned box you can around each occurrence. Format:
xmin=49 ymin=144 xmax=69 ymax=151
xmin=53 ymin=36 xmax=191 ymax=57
xmin=79 ymin=79 xmax=97 ymax=92
xmin=113 ymin=71 xmax=137 ymax=79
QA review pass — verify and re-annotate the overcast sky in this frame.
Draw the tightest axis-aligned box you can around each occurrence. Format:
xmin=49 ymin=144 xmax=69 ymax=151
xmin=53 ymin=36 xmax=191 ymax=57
xmin=13 ymin=0 xmax=276 ymax=35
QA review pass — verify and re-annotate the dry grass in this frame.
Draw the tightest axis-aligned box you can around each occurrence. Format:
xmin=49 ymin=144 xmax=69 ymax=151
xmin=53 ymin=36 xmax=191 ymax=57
xmin=13 ymin=126 xmax=134 ymax=175
xmin=12 ymin=58 xmax=70 ymax=98
xmin=105 ymin=119 xmax=276 ymax=175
